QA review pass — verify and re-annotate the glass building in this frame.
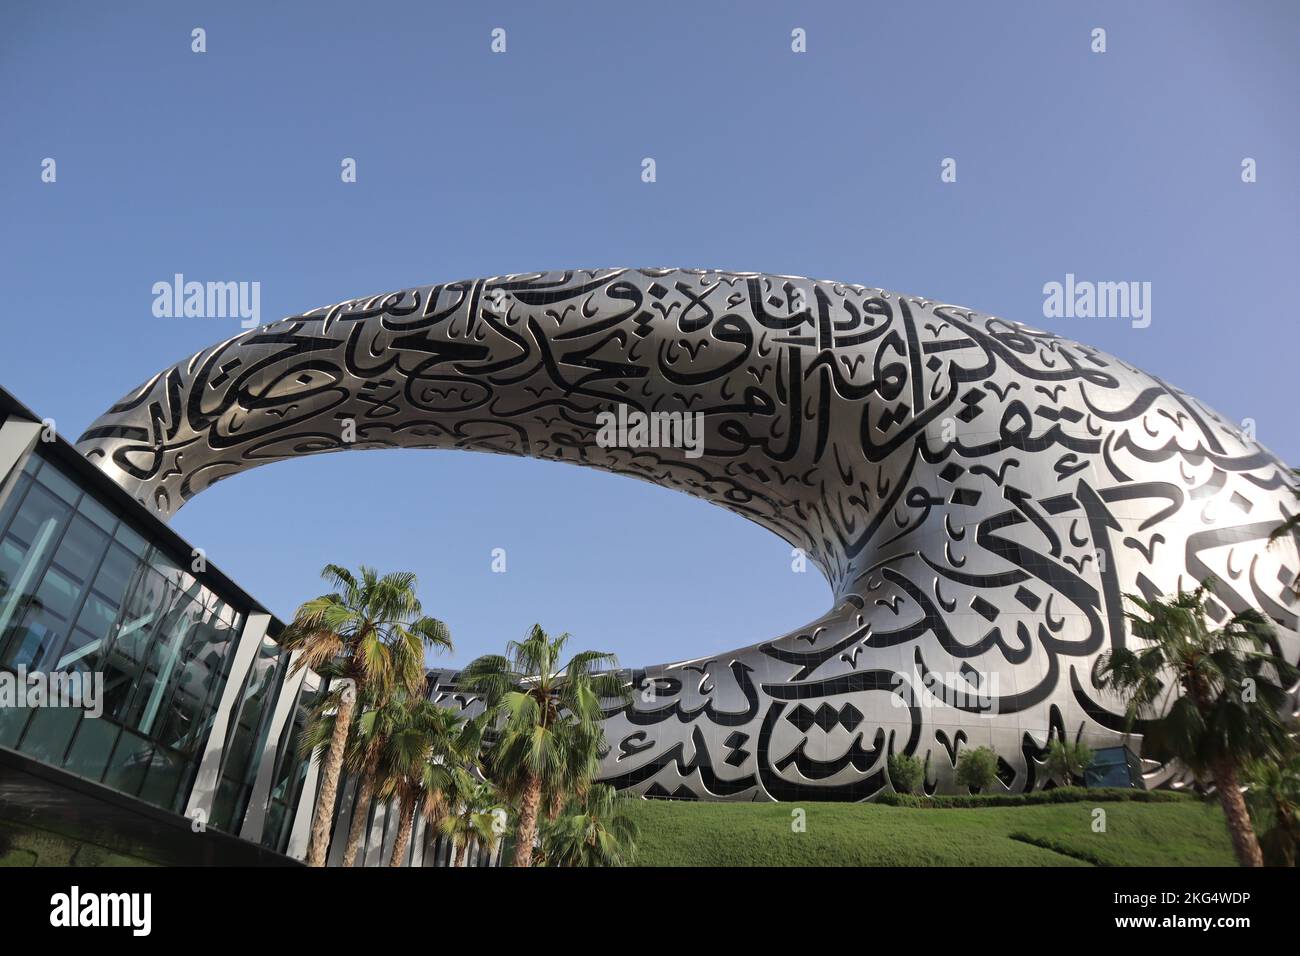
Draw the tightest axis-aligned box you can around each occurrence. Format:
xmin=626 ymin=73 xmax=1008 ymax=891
xmin=0 ymin=385 xmax=485 ymax=866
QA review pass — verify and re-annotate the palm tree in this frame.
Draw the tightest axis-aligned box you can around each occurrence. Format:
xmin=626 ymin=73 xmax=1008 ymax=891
xmin=1244 ymin=749 xmax=1300 ymax=866
xmin=293 ymin=671 xmax=351 ymax=859
xmin=460 ymin=624 xmax=629 ymax=867
xmin=1044 ymin=738 xmax=1094 ymax=787
xmin=281 ymin=564 xmax=451 ymax=867
xmin=1097 ymin=582 xmax=1298 ymax=867
xmin=376 ymin=699 xmax=473 ymax=867
xmin=541 ymin=784 xmax=640 ymax=867
xmin=418 ymin=712 xmax=492 ymax=862
xmin=543 ymin=715 xmax=606 ymax=822
xmin=293 ymin=673 xmax=405 ymax=866
xmin=293 ymin=686 xmax=397 ymax=869
xmin=437 ymin=776 xmax=508 ymax=867
xmin=337 ymin=686 xmax=416 ymax=867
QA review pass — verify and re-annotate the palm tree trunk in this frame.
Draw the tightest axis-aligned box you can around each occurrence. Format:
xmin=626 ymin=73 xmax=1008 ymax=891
xmin=454 ymin=839 xmax=468 ymax=868
xmin=1279 ymin=809 xmax=1297 ymax=868
xmin=388 ymin=795 xmax=415 ymax=867
xmin=306 ymin=687 xmax=355 ymax=868
xmin=512 ymin=773 xmax=542 ymax=867
xmin=341 ymin=771 xmax=376 ymax=867
xmin=1212 ymin=758 xmax=1263 ymax=867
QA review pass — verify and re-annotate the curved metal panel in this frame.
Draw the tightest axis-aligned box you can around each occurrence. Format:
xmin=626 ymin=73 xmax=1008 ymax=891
xmin=77 ymin=269 xmax=1300 ymax=799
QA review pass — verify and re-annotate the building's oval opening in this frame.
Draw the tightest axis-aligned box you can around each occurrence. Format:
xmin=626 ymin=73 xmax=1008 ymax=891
xmin=167 ymin=447 xmax=833 ymax=669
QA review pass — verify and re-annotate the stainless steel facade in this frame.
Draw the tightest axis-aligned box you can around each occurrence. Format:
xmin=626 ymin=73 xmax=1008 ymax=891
xmin=74 ymin=269 xmax=1300 ymax=800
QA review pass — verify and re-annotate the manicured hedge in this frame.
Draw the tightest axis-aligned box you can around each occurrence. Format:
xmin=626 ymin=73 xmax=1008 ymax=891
xmin=876 ymin=786 xmax=1192 ymax=808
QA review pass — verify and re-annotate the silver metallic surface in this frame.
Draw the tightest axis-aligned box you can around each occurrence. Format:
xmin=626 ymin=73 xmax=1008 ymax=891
xmin=238 ymin=652 xmax=309 ymax=843
xmin=77 ymin=269 xmax=1300 ymax=799
xmin=0 ymin=417 xmax=43 ymax=492
xmin=184 ymin=611 xmax=270 ymax=823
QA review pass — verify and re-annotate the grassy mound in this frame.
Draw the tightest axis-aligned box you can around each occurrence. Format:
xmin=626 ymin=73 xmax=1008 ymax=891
xmin=623 ymin=795 xmax=1235 ymax=867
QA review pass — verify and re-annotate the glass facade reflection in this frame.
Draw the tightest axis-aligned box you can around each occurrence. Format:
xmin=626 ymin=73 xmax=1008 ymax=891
xmin=210 ymin=635 xmax=287 ymax=832
xmin=260 ymin=681 xmax=320 ymax=853
xmin=0 ymin=453 xmax=246 ymax=815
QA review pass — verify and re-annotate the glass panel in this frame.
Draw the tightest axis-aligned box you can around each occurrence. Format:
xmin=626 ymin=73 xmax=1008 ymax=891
xmin=6 ymin=483 xmax=71 ymax=550
xmin=0 ymin=537 xmax=26 ymax=600
xmin=33 ymin=564 xmax=77 ymax=623
xmin=74 ymin=592 xmax=119 ymax=643
xmin=18 ymin=706 xmax=81 ymax=765
xmin=56 ymin=626 xmax=106 ymax=672
xmin=264 ymin=682 xmax=318 ymax=851
xmin=113 ymin=522 xmax=148 ymax=557
xmin=217 ymin=600 xmax=239 ymax=626
xmin=0 ymin=703 xmax=32 ymax=749
xmin=0 ymin=484 xmax=71 ymax=662
xmin=100 ymin=568 xmax=168 ymax=723
xmin=35 ymin=462 xmax=81 ymax=506
xmin=0 ymin=451 xmax=269 ymax=828
xmin=159 ymin=600 xmax=241 ymax=758
xmin=76 ymin=494 xmax=117 ymax=534
xmin=50 ymin=515 xmax=108 ymax=585
xmin=4 ymin=601 xmax=68 ymax=671
xmin=138 ymin=747 xmax=185 ymax=811
xmin=64 ymin=718 xmax=121 ymax=781
xmin=0 ymin=474 xmax=33 ymax=540
xmin=92 ymin=543 xmax=140 ymax=603
xmin=210 ymin=637 xmax=285 ymax=831
xmin=261 ymin=800 xmax=288 ymax=850
xmin=148 ymin=548 xmax=188 ymax=591
xmin=210 ymin=779 xmax=241 ymax=832
xmin=135 ymin=583 xmax=203 ymax=738
xmin=102 ymin=730 xmax=151 ymax=797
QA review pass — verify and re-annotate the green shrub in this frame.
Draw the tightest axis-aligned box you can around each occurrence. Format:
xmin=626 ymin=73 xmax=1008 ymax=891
xmin=955 ymin=746 xmax=999 ymax=792
xmin=887 ymin=752 xmax=924 ymax=795
xmin=1045 ymin=739 xmax=1094 ymax=785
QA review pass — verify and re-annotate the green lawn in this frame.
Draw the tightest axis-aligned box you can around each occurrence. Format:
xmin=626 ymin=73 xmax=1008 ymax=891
xmin=624 ymin=796 xmax=1236 ymax=866
xmin=0 ymin=818 xmax=155 ymax=867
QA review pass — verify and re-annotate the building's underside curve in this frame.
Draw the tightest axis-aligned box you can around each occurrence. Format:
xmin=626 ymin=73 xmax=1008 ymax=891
xmin=76 ymin=268 xmax=1300 ymax=799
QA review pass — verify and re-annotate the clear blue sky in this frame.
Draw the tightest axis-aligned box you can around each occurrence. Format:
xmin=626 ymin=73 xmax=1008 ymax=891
xmin=2 ymin=1 xmax=1296 ymax=670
